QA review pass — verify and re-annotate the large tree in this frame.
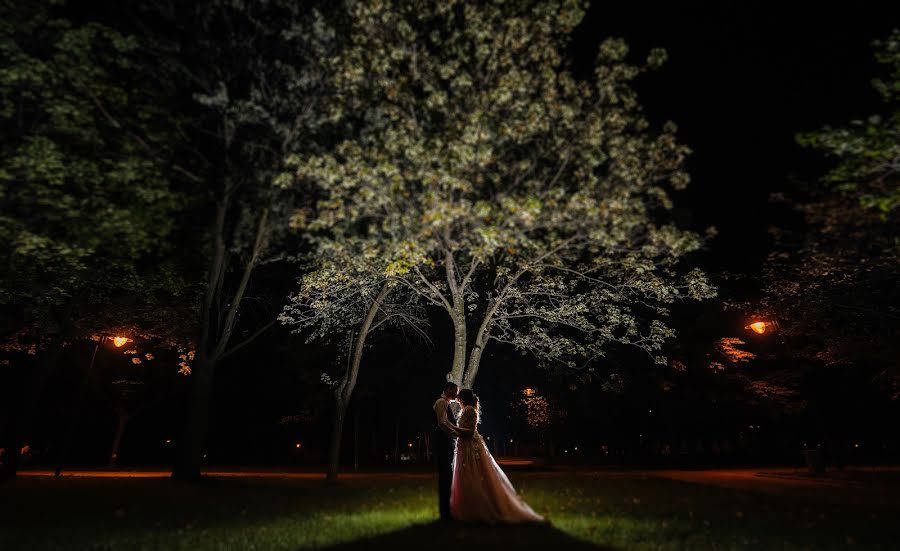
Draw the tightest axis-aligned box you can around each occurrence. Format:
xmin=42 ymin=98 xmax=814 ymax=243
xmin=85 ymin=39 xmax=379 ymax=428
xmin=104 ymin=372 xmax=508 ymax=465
xmin=0 ymin=0 xmax=189 ymax=478
xmin=135 ymin=0 xmax=337 ymax=479
xmin=284 ymin=0 xmax=714 ymax=389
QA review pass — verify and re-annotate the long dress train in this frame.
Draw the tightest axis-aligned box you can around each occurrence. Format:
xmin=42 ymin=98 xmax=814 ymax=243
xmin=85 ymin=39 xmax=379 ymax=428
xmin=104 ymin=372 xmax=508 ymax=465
xmin=450 ymin=405 xmax=543 ymax=523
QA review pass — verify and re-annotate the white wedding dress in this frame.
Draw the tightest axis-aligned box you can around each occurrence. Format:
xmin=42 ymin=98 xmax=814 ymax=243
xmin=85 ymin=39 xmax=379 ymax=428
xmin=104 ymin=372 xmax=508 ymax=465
xmin=450 ymin=405 xmax=543 ymax=523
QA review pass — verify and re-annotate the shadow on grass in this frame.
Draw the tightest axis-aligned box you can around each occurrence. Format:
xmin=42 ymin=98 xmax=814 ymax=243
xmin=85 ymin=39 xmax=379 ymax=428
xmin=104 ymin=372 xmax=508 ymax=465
xmin=316 ymin=520 xmax=618 ymax=550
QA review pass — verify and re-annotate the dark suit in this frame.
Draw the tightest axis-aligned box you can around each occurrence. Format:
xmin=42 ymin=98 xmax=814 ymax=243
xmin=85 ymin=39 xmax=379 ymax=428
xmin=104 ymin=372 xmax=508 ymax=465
xmin=433 ymin=399 xmax=455 ymax=519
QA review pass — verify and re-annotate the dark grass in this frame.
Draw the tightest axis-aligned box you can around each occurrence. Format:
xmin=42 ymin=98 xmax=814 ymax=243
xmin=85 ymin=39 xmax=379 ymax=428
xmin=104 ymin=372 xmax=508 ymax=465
xmin=1 ymin=470 xmax=898 ymax=550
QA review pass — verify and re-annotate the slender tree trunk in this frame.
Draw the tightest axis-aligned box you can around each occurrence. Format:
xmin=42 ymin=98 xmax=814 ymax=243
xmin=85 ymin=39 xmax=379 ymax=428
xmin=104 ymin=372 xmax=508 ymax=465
xmin=108 ymin=408 xmax=130 ymax=468
xmin=463 ymin=343 xmax=485 ymax=389
xmin=324 ymin=282 xmax=390 ymax=482
xmin=462 ymin=299 xmax=500 ymax=388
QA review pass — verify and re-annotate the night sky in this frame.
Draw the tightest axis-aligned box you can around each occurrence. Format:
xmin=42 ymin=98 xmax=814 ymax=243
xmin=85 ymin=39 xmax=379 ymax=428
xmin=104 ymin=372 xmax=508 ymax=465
xmin=20 ymin=1 xmax=900 ymax=465
xmin=582 ymin=2 xmax=894 ymax=278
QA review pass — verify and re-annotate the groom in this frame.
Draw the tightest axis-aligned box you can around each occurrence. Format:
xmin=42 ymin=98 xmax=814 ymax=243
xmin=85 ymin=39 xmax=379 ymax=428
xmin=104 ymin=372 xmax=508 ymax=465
xmin=432 ymin=381 xmax=459 ymax=521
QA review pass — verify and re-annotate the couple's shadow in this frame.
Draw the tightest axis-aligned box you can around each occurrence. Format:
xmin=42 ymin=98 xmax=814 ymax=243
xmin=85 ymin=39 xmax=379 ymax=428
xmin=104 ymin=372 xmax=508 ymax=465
xmin=316 ymin=520 xmax=616 ymax=550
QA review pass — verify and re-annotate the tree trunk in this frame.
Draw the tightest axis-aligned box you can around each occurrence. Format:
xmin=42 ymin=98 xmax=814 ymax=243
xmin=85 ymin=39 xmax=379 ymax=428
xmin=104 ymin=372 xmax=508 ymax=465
xmin=448 ymin=304 xmax=467 ymax=386
xmin=322 ymin=282 xmax=390 ymax=481
xmin=108 ymin=409 xmax=130 ymax=468
xmin=462 ymin=299 xmax=500 ymax=389
xmin=0 ymin=325 xmax=68 ymax=480
xmin=172 ymin=355 xmax=215 ymax=480
xmin=326 ymin=396 xmax=347 ymax=482
xmin=462 ymin=344 xmax=485 ymax=389
xmin=172 ymin=207 xmax=267 ymax=481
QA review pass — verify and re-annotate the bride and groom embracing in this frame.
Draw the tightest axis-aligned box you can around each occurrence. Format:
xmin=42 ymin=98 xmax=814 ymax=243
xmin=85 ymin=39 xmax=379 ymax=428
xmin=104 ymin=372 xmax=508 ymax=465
xmin=432 ymin=381 xmax=543 ymax=523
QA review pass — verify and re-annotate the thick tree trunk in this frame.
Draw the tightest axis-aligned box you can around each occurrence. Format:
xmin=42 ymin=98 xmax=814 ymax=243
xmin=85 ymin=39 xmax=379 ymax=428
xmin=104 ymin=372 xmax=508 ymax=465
xmin=108 ymin=408 xmax=130 ymax=468
xmin=172 ymin=355 xmax=215 ymax=480
xmin=448 ymin=303 xmax=467 ymax=386
xmin=172 ymin=207 xmax=267 ymax=481
xmin=326 ymin=397 xmax=347 ymax=482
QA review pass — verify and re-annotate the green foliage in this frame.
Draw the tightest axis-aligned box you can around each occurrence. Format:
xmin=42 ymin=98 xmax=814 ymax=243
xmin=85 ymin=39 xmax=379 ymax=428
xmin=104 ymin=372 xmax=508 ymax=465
xmin=0 ymin=0 xmax=188 ymax=339
xmin=759 ymin=30 xmax=900 ymax=399
xmin=796 ymin=29 xmax=900 ymax=215
xmin=287 ymin=0 xmax=714 ymax=383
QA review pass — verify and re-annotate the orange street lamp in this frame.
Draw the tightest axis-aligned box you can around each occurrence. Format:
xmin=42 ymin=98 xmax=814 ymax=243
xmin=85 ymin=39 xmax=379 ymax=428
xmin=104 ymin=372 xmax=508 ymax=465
xmin=112 ymin=336 xmax=130 ymax=347
xmin=746 ymin=321 xmax=768 ymax=335
xmin=523 ymin=387 xmax=536 ymax=397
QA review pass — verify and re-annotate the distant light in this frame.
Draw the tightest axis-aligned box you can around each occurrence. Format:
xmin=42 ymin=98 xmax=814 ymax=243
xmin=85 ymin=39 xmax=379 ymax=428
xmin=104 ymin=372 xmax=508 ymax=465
xmin=112 ymin=336 xmax=129 ymax=347
xmin=165 ymin=439 xmax=171 ymax=444
xmin=574 ymin=446 xmax=578 ymax=451
xmin=648 ymin=409 xmax=653 ymax=413
xmin=854 ymin=443 xmax=860 ymax=448
xmin=523 ymin=387 xmax=536 ymax=397
xmin=295 ymin=442 xmax=302 ymax=449
xmin=407 ymin=443 xmax=413 ymax=448
xmin=747 ymin=322 xmax=767 ymax=335
xmin=509 ymin=439 xmax=514 ymax=443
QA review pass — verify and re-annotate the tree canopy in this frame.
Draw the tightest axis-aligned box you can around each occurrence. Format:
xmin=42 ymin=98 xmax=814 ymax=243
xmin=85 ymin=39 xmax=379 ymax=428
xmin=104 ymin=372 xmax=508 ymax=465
xmin=283 ymin=0 xmax=715 ymax=388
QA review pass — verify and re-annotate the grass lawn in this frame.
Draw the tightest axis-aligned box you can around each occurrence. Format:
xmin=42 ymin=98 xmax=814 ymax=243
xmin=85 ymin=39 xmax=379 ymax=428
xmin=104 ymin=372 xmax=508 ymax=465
xmin=1 ymin=469 xmax=898 ymax=550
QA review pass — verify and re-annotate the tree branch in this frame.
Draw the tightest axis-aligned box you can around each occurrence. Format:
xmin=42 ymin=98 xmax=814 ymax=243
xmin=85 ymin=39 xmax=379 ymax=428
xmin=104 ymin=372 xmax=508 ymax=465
xmin=219 ymin=318 xmax=277 ymax=361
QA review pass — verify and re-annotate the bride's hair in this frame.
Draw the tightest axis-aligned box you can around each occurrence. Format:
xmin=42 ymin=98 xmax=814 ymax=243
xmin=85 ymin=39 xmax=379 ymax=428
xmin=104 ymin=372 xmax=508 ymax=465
xmin=457 ymin=388 xmax=481 ymax=423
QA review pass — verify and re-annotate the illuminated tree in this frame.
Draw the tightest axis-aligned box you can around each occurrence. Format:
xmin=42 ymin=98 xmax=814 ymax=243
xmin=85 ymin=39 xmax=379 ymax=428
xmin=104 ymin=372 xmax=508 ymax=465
xmin=285 ymin=0 xmax=715 ymax=389
xmin=280 ymin=253 xmax=427 ymax=480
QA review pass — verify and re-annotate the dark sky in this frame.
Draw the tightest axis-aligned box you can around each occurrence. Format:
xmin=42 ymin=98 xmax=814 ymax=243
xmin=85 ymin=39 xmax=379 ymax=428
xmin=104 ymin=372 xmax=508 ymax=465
xmin=576 ymin=1 xmax=896 ymax=277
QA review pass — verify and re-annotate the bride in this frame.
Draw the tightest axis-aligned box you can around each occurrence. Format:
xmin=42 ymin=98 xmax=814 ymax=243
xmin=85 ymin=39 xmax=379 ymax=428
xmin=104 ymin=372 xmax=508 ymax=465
xmin=450 ymin=388 xmax=543 ymax=523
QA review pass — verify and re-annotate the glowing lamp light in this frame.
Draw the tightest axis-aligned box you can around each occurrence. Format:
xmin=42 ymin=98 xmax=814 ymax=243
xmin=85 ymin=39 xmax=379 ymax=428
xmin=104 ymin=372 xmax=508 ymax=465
xmin=112 ymin=336 xmax=129 ymax=347
xmin=295 ymin=442 xmax=302 ymax=449
xmin=747 ymin=322 xmax=767 ymax=335
xmin=523 ymin=387 xmax=536 ymax=397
